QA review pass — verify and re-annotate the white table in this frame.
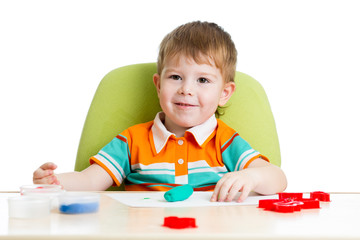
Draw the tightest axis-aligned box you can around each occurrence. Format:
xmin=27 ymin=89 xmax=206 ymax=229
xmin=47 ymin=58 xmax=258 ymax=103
xmin=1 ymin=192 xmax=360 ymax=239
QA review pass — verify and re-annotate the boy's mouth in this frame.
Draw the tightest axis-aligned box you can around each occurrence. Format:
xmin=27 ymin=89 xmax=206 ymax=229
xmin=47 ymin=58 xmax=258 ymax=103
xmin=175 ymin=102 xmax=197 ymax=107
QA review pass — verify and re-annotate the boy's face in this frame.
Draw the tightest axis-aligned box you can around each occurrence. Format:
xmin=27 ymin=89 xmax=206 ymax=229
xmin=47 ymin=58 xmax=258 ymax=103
xmin=153 ymin=55 xmax=235 ymax=132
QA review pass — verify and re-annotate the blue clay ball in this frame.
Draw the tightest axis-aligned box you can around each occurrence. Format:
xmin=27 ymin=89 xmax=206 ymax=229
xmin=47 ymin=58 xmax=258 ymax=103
xmin=164 ymin=185 xmax=194 ymax=202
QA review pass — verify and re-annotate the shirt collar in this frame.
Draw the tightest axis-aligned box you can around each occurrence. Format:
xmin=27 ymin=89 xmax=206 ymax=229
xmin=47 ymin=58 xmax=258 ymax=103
xmin=151 ymin=112 xmax=217 ymax=154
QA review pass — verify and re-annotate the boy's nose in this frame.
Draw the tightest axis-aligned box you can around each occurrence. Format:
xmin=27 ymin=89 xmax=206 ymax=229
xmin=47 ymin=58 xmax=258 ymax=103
xmin=178 ymin=82 xmax=194 ymax=96
xmin=178 ymin=87 xmax=193 ymax=96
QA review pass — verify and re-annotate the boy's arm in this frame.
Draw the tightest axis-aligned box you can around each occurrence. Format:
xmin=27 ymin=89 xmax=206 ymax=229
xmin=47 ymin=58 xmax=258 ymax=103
xmin=33 ymin=162 xmax=114 ymax=191
xmin=56 ymin=164 xmax=114 ymax=191
xmin=211 ymin=159 xmax=287 ymax=202
xmin=245 ymin=159 xmax=287 ymax=195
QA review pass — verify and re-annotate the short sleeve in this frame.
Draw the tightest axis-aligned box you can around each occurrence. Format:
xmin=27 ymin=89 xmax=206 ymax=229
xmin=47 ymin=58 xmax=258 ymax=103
xmin=90 ymin=133 xmax=131 ymax=186
xmin=221 ymin=133 xmax=267 ymax=171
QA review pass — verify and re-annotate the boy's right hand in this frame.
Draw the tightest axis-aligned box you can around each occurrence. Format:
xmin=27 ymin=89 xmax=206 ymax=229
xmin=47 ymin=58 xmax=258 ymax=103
xmin=33 ymin=162 xmax=60 ymax=185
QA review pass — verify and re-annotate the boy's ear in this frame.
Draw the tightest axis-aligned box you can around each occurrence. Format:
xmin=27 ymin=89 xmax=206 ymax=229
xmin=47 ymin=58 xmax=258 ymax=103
xmin=219 ymin=82 xmax=236 ymax=106
xmin=153 ymin=73 xmax=161 ymax=94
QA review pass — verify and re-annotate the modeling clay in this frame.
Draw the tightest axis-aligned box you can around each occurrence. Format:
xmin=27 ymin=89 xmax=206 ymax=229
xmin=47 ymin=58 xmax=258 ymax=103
xmin=59 ymin=202 xmax=99 ymax=214
xmin=258 ymin=191 xmax=329 ymax=213
xmin=58 ymin=192 xmax=100 ymax=214
xmin=273 ymin=201 xmax=303 ymax=213
xmin=278 ymin=192 xmax=303 ymax=200
xmin=310 ymin=191 xmax=331 ymax=202
xmin=164 ymin=185 xmax=194 ymax=202
xmin=163 ymin=216 xmax=197 ymax=229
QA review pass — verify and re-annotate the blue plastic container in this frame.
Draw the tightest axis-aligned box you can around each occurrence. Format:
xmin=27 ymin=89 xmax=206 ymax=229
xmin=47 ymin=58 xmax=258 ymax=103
xmin=58 ymin=192 xmax=100 ymax=214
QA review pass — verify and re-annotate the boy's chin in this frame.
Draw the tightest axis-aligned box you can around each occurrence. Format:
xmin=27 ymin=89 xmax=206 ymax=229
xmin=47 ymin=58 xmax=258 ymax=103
xmin=176 ymin=120 xmax=201 ymax=129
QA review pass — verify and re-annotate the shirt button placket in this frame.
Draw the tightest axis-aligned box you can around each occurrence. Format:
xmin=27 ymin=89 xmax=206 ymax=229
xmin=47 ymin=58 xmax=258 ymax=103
xmin=175 ymin=138 xmax=188 ymax=182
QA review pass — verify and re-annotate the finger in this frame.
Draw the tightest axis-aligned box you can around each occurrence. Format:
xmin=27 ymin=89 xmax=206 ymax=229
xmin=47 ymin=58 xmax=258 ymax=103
xmin=39 ymin=162 xmax=57 ymax=171
xmin=33 ymin=168 xmax=54 ymax=180
xmin=54 ymin=178 xmax=61 ymax=186
xmin=33 ymin=162 xmax=58 ymax=181
xmin=210 ymin=181 xmax=223 ymax=202
xmin=217 ymin=179 xmax=234 ymax=202
xmin=237 ymin=185 xmax=252 ymax=202
xmin=211 ymin=175 xmax=229 ymax=202
xmin=33 ymin=175 xmax=57 ymax=185
xmin=226 ymin=182 xmax=243 ymax=202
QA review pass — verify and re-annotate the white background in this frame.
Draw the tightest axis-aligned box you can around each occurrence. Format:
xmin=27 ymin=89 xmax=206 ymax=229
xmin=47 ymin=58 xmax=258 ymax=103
xmin=1 ymin=0 xmax=359 ymax=192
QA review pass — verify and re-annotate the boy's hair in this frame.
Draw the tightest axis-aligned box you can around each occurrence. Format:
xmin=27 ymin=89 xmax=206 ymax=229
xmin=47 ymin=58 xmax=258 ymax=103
xmin=157 ymin=21 xmax=237 ymax=83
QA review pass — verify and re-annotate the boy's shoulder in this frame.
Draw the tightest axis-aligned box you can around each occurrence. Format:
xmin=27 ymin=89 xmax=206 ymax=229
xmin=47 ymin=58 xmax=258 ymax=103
xmin=215 ymin=118 xmax=238 ymax=139
xmin=215 ymin=119 xmax=250 ymax=149
xmin=121 ymin=120 xmax=154 ymax=136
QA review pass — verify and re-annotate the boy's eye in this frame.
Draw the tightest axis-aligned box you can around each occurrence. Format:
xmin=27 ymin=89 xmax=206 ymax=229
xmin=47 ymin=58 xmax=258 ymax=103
xmin=198 ymin=78 xmax=209 ymax=83
xmin=170 ymin=75 xmax=182 ymax=80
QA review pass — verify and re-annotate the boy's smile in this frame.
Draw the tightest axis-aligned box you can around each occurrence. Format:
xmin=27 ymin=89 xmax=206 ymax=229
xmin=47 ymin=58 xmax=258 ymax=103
xmin=153 ymin=54 xmax=235 ymax=137
xmin=174 ymin=102 xmax=198 ymax=108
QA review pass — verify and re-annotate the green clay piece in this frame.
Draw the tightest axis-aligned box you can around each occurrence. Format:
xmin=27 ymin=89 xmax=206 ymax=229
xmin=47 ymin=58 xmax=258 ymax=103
xmin=164 ymin=185 xmax=194 ymax=202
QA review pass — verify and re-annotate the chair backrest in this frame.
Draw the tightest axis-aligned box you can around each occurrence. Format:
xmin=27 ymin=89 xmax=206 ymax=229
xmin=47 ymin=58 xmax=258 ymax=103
xmin=74 ymin=63 xmax=281 ymax=176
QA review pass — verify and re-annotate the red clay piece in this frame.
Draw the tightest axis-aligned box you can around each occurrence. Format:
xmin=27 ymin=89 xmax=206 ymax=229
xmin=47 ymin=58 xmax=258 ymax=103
xmin=258 ymin=191 xmax=329 ymax=213
xmin=278 ymin=192 xmax=303 ymax=200
xmin=163 ymin=216 xmax=197 ymax=229
xmin=301 ymin=199 xmax=320 ymax=209
xmin=273 ymin=201 xmax=302 ymax=213
xmin=258 ymin=199 xmax=280 ymax=211
xmin=310 ymin=191 xmax=331 ymax=202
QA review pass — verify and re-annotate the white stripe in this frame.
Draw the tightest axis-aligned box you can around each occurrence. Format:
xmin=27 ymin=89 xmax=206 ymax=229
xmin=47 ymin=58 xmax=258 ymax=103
xmin=188 ymin=168 xmax=209 ymax=174
xmin=136 ymin=170 xmax=175 ymax=175
xmin=99 ymin=150 xmax=126 ymax=179
xmin=212 ymin=166 xmax=228 ymax=173
xmin=188 ymin=165 xmax=228 ymax=174
xmin=238 ymin=151 xmax=260 ymax=170
xmin=235 ymin=149 xmax=255 ymax=171
xmin=175 ymin=175 xmax=188 ymax=184
xmin=188 ymin=160 xmax=228 ymax=175
xmin=188 ymin=160 xmax=209 ymax=168
xmin=94 ymin=154 xmax=123 ymax=183
xmin=188 ymin=167 xmax=226 ymax=178
xmin=131 ymin=162 xmax=175 ymax=171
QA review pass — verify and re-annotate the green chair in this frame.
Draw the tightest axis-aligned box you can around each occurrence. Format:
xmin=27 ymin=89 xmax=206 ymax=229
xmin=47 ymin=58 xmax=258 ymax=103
xmin=74 ymin=63 xmax=281 ymax=190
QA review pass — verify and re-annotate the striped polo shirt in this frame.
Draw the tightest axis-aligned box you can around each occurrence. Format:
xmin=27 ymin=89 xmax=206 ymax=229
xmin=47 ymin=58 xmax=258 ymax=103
xmin=90 ymin=112 xmax=268 ymax=191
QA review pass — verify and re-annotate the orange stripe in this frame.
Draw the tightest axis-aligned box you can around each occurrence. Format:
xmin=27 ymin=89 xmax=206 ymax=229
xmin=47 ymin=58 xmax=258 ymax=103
xmin=90 ymin=157 xmax=120 ymax=186
xmin=243 ymin=154 xmax=260 ymax=169
xmin=260 ymin=154 xmax=270 ymax=162
xmin=243 ymin=154 xmax=270 ymax=169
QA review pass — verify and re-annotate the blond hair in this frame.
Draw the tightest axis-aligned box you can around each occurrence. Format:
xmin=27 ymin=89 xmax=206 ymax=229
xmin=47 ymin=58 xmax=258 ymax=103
xmin=157 ymin=21 xmax=237 ymax=83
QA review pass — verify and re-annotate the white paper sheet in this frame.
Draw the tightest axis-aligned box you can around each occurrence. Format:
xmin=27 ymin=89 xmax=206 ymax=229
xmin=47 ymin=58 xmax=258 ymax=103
xmin=106 ymin=192 xmax=277 ymax=208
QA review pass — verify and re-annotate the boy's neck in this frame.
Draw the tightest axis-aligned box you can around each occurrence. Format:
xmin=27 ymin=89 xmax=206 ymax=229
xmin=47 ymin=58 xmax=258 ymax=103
xmin=163 ymin=116 xmax=190 ymax=138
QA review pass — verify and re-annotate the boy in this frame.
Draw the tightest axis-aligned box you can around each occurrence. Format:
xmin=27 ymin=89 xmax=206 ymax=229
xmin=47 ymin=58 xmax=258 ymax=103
xmin=33 ymin=21 xmax=287 ymax=202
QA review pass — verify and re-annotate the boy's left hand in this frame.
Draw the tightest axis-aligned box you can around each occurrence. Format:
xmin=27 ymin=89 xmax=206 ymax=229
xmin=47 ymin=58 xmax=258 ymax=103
xmin=210 ymin=170 xmax=257 ymax=202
